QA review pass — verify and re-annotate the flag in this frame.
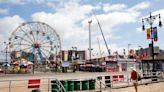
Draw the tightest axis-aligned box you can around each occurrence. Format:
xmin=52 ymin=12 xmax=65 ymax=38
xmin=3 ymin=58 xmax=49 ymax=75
xmin=153 ymin=27 xmax=158 ymax=42
xmin=146 ymin=28 xmax=151 ymax=39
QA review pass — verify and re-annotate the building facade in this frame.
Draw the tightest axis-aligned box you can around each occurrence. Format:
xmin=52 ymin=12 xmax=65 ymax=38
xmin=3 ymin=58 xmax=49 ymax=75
xmin=61 ymin=50 xmax=87 ymax=61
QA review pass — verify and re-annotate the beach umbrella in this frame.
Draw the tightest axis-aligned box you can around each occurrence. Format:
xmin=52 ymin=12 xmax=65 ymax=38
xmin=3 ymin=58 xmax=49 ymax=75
xmin=2 ymin=63 xmax=10 ymax=67
xmin=12 ymin=61 xmax=20 ymax=65
xmin=21 ymin=58 xmax=27 ymax=64
xmin=27 ymin=61 xmax=33 ymax=65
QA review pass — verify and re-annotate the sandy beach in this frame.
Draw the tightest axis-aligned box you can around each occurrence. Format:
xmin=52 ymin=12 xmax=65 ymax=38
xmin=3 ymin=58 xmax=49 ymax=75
xmin=111 ymin=82 xmax=164 ymax=92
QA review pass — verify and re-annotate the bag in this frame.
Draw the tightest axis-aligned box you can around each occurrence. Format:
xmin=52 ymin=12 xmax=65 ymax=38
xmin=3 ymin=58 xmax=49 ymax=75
xmin=138 ymin=74 xmax=141 ymax=81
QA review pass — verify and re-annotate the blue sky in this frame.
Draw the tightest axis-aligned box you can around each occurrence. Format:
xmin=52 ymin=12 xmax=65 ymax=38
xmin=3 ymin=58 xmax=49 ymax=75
xmin=0 ymin=0 xmax=164 ymax=59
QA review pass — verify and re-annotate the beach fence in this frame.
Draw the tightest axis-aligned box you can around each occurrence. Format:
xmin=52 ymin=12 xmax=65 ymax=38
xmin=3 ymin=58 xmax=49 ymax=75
xmin=0 ymin=77 xmax=111 ymax=92
xmin=0 ymin=78 xmax=66 ymax=92
xmin=0 ymin=72 xmax=163 ymax=92
xmin=95 ymin=71 xmax=164 ymax=91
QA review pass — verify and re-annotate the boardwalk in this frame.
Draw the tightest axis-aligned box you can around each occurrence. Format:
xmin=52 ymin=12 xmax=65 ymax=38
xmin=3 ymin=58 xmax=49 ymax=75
xmin=0 ymin=72 xmax=163 ymax=92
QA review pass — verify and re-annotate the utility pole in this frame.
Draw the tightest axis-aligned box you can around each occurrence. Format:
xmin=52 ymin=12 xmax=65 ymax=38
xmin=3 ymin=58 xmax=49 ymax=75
xmin=88 ymin=20 xmax=92 ymax=62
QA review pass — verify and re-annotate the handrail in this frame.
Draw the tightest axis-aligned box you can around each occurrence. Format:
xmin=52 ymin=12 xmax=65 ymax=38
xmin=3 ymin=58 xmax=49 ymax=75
xmin=0 ymin=78 xmax=67 ymax=92
xmin=56 ymin=79 xmax=67 ymax=92
xmin=96 ymin=79 xmax=112 ymax=92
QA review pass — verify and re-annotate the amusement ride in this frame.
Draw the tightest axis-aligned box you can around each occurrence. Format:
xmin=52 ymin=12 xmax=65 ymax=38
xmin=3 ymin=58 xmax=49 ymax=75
xmin=8 ymin=21 xmax=61 ymax=64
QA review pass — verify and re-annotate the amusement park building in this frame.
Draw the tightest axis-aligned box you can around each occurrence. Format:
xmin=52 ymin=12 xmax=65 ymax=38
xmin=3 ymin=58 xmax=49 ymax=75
xmin=61 ymin=50 xmax=87 ymax=61
xmin=136 ymin=45 xmax=164 ymax=72
xmin=135 ymin=43 xmax=163 ymax=59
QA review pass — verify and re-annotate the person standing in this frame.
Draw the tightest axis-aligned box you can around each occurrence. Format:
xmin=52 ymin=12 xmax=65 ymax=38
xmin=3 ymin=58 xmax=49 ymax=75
xmin=131 ymin=67 xmax=138 ymax=92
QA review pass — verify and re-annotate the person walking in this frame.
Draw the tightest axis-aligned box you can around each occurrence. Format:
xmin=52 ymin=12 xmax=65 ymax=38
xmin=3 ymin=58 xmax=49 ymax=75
xmin=130 ymin=67 xmax=138 ymax=92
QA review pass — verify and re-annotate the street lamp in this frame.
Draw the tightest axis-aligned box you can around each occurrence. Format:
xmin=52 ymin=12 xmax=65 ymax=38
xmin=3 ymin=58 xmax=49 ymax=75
xmin=142 ymin=12 xmax=162 ymax=73
xmin=128 ymin=44 xmax=142 ymax=58
xmin=3 ymin=41 xmax=9 ymax=74
xmin=137 ymin=45 xmax=142 ymax=56
xmin=3 ymin=42 xmax=8 ymax=63
xmin=72 ymin=46 xmax=77 ymax=72
xmin=88 ymin=20 xmax=92 ymax=62
xmin=128 ymin=44 xmax=132 ymax=56
xmin=72 ymin=46 xmax=77 ymax=60
xmin=54 ymin=45 xmax=60 ymax=60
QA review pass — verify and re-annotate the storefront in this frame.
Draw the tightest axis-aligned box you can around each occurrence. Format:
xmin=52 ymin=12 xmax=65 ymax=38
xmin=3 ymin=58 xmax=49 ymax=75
xmin=105 ymin=56 xmax=139 ymax=72
xmin=142 ymin=55 xmax=164 ymax=74
xmin=105 ymin=61 xmax=118 ymax=72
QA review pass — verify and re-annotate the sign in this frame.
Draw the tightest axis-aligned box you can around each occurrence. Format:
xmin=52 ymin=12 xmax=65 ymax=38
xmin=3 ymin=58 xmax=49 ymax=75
xmin=153 ymin=27 xmax=158 ymax=42
xmin=146 ymin=28 xmax=151 ymax=39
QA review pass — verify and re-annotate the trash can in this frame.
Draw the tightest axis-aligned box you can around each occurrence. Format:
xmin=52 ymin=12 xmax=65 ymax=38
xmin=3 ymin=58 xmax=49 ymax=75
xmin=68 ymin=80 xmax=74 ymax=91
xmin=82 ymin=80 xmax=89 ymax=90
xmin=31 ymin=89 xmax=41 ymax=92
xmin=89 ymin=79 xmax=96 ymax=90
xmin=105 ymin=76 xmax=111 ymax=87
xmin=74 ymin=80 xmax=81 ymax=90
xmin=60 ymin=80 xmax=68 ymax=91
xmin=51 ymin=80 xmax=58 ymax=92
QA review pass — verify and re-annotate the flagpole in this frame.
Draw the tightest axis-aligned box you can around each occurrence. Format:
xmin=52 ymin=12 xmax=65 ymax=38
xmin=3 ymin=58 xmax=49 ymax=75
xmin=88 ymin=20 xmax=92 ymax=62
xmin=149 ymin=12 xmax=155 ymax=72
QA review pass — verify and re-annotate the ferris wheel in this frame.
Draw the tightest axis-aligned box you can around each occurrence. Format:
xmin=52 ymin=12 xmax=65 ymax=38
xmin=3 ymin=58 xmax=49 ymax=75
xmin=8 ymin=21 xmax=61 ymax=64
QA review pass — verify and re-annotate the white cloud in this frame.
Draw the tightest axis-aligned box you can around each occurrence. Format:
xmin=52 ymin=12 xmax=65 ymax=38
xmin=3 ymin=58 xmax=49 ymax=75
xmin=138 ymin=9 xmax=164 ymax=32
xmin=136 ymin=27 xmax=143 ymax=32
xmin=31 ymin=0 xmax=143 ymax=56
xmin=45 ymin=0 xmax=81 ymax=9
xmin=152 ymin=9 xmax=164 ymax=18
xmin=0 ymin=1 xmax=153 ymax=56
xmin=130 ymin=1 xmax=151 ymax=11
xmin=86 ymin=10 xmax=140 ymax=34
xmin=31 ymin=1 xmax=95 ymax=50
xmin=0 ymin=0 xmax=26 ymax=5
xmin=0 ymin=8 xmax=8 ymax=14
xmin=91 ymin=43 xmax=126 ymax=56
xmin=103 ymin=3 xmax=127 ymax=12
xmin=0 ymin=15 xmax=25 ymax=42
xmin=35 ymin=0 xmax=45 ymax=4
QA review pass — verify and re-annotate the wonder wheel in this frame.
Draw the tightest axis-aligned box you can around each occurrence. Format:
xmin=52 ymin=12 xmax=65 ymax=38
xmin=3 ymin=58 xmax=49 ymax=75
xmin=8 ymin=22 xmax=61 ymax=64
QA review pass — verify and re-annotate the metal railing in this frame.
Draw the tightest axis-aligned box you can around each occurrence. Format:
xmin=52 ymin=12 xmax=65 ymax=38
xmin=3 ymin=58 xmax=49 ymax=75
xmin=0 ymin=78 xmax=66 ymax=92
xmin=0 ymin=71 xmax=163 ymax=92
xmin=110 ymin=71 xmax=164 ymax=89
xmin=96 ymin=79 xmax=112 ymax=92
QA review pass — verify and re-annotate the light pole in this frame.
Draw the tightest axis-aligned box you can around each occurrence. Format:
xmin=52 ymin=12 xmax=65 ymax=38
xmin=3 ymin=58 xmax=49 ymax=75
xmin=72 ymin=46 xmax=77 ymax=60
xmin=4 ymin=42 xmax=8 ymax=63
xmin=4 ymin=41 xmax=9 ymax=74
xmin=72 ymin=46 xmax=77 ymax=72
xmin=88 ymin=20 xmax=92 ymax=62
xmin=54 ymin=45 xmax=60 ymax=60
xmin=55 ymin=45 xmax=60 ymax=71
xmin=128 ymin=44 xmax=142 ymax=58
xmin=142 ymin=12 xmax=162 ymax=73
xmin=137 ymin=45 xmax=142 ymax=55
xmin=128 ymin=44 xmax=132 ymax=56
